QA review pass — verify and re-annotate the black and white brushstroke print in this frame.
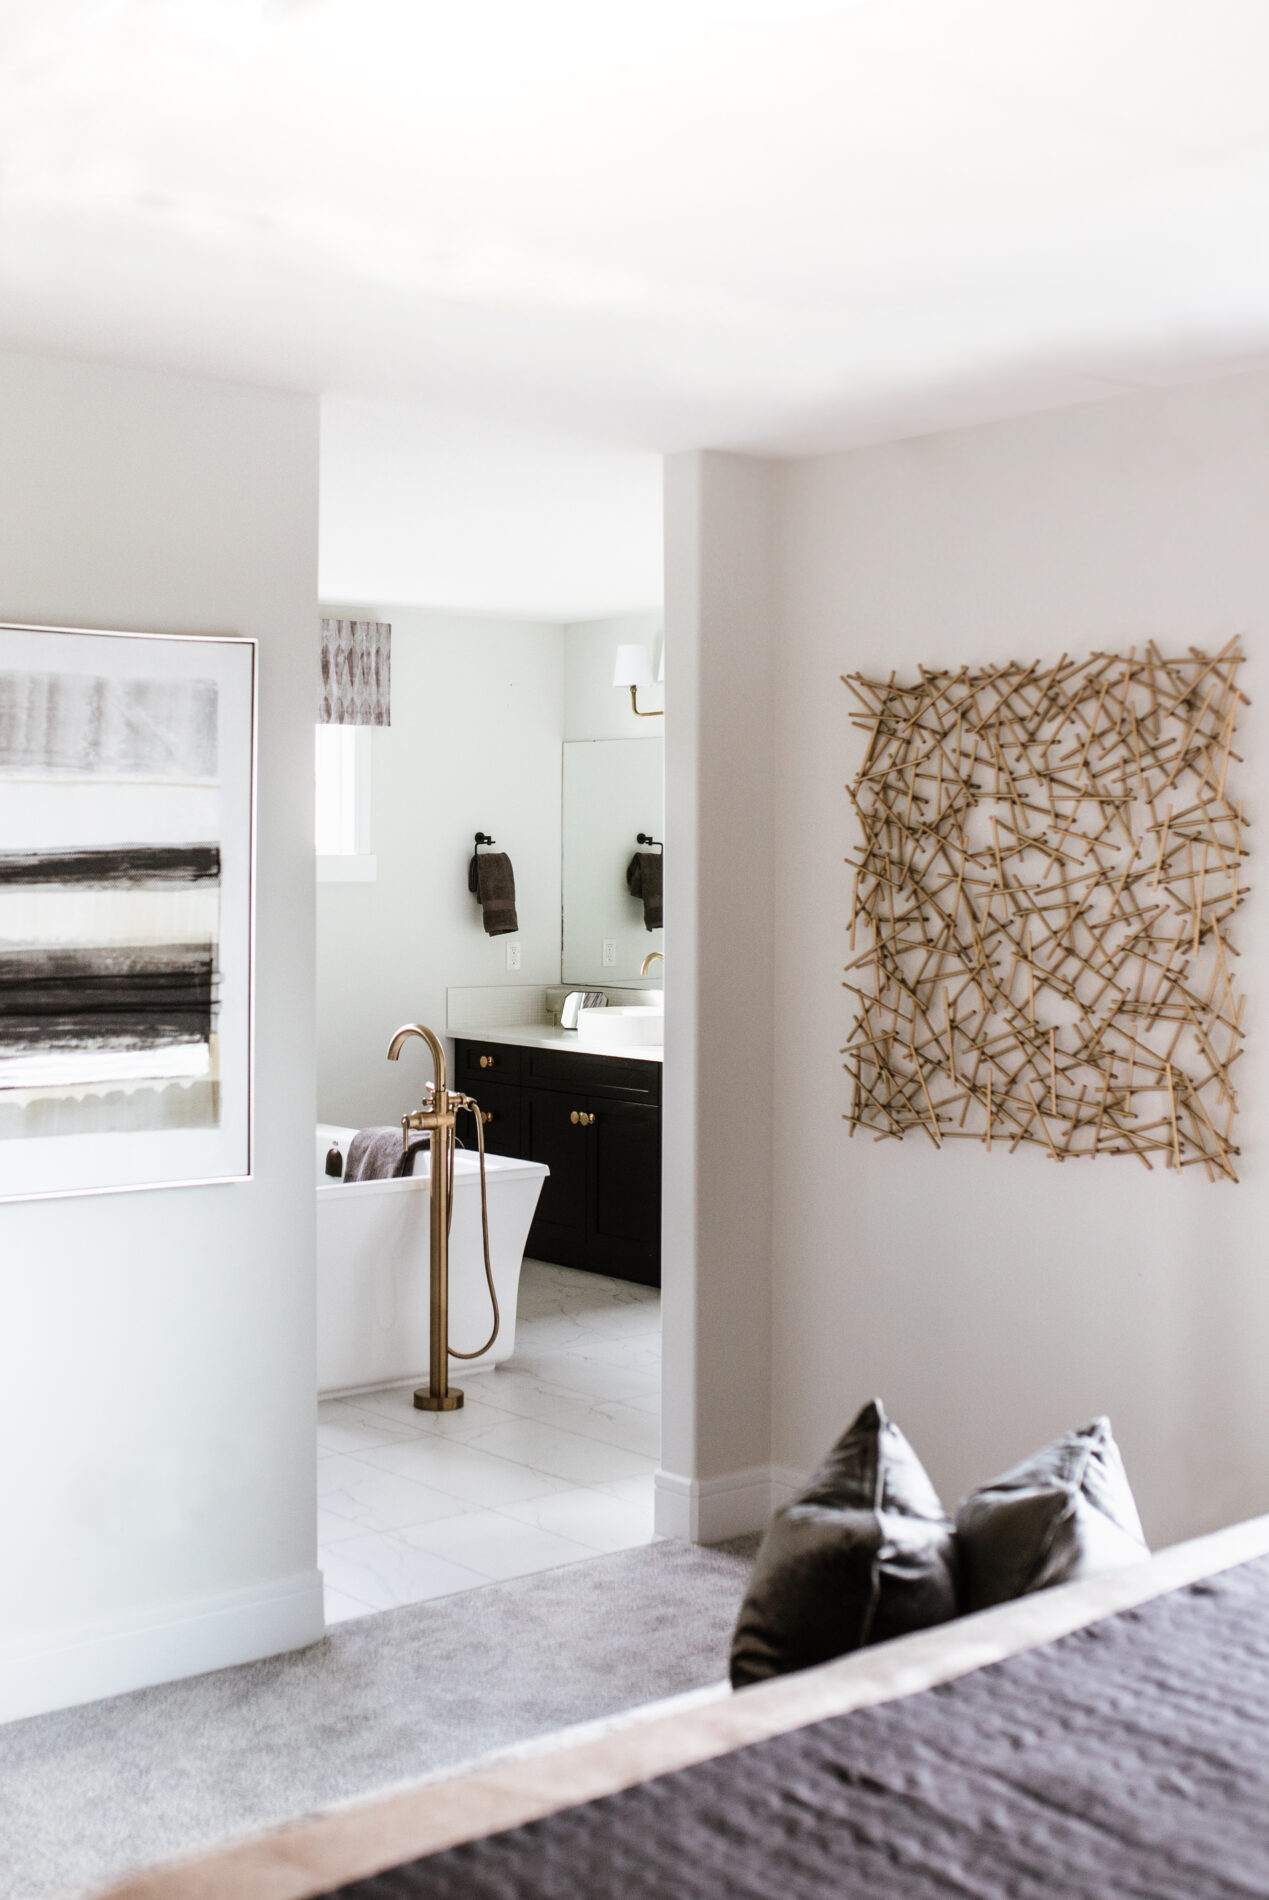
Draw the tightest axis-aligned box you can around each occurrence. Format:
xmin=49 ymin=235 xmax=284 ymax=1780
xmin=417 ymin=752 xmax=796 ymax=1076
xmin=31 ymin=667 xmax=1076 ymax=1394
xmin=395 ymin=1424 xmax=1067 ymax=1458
xmin=0 ymin=626 xmax=254 ymax=1197
xmin=0 ymin=670 xmax=225 ymax=1146
xmin=0 ymin=846 xmax=221 ymax=1098
xmin=0 ymin=673 xmax=219 ymax=779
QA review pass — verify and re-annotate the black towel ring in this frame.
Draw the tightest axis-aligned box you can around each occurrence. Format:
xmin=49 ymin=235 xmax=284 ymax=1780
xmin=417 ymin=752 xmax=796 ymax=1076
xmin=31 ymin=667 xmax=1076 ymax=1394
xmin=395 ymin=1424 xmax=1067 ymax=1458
xmin=474 ymin=832 xmax=496 ymax=851
xmin=637 ymin=833 xmax=663 ymax=852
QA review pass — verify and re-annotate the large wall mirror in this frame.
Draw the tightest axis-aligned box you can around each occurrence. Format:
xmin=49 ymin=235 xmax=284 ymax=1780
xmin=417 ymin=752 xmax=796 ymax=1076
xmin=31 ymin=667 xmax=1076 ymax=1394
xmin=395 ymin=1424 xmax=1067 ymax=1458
xmin=562 ymin=738 xmax=663 ymax=984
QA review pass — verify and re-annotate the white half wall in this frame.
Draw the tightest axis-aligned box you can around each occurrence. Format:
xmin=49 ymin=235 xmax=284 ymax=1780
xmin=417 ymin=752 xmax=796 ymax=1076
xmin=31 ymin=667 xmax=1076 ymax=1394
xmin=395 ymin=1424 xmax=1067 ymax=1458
xmin=769 ymin=372 xmax=1269 ymax=1547
xmin=657 ymin=452 xmax=775 ymax=1538
xmin=316 ymin=606 xmax=565 ymax=1128
xmin=0 ymin=354 xmax=322 ymax=1723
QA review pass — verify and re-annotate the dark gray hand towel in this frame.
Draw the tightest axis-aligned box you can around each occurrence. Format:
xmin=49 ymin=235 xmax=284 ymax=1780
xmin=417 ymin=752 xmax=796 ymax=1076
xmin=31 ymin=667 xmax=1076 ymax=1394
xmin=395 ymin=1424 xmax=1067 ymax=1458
xmin=626 ymin=850 xmax=663 ymax=930
xmin=468 ymin=850 xmax=519 ymax=936
xmin=344 ymin=1127 xmax=430 ymax=1182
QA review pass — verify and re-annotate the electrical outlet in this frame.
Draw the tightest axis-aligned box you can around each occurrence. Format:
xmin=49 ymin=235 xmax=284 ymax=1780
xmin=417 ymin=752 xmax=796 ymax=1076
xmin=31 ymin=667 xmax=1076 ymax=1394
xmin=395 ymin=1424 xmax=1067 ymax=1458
xmin=603 ymin=939 xmax=617 ymax=967
xmin=506 ymin=941 xmax=521 ymax=971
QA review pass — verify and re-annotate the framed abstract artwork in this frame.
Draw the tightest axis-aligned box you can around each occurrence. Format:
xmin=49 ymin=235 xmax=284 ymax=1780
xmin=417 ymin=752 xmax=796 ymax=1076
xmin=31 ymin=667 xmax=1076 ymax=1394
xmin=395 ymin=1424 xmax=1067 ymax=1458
xmin=0 ymin=623 xmax=257 ymax=1201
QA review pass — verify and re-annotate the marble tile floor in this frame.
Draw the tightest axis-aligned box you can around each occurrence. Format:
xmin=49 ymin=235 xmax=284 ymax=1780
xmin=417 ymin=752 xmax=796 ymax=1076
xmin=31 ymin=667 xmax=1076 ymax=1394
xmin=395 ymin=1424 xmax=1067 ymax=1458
xmin=318 ymin=1260 xmax=661 ymax=1622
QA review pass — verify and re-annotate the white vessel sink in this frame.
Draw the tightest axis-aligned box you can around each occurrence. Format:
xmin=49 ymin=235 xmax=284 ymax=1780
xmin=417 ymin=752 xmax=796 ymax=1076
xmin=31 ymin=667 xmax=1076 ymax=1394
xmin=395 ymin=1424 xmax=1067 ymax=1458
xmin=576 ymin=1005 xmax=664 ymax=1048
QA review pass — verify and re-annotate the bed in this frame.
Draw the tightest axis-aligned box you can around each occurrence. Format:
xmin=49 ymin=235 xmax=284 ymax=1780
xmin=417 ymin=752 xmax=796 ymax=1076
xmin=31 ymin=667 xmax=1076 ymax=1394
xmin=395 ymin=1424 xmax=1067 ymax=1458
xmin=100 ymin=1513 xmax=1269 ymax=1900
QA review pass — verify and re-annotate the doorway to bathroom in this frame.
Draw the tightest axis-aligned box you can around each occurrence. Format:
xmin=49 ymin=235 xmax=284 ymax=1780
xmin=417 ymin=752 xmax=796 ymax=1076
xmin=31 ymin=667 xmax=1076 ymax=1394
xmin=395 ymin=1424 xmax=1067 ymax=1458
xmin=313 ymin=635 xmax=664 ymax=1619
xmin=315 ymin=408 xmax=664 ymax=1626
xmin=313 ymin=420 xmax=666 ymax=1624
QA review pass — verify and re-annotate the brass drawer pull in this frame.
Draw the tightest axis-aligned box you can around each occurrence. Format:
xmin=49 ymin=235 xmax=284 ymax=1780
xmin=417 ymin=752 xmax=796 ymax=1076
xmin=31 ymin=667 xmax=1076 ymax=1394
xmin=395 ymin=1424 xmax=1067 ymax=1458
xmin=570 ymin=1110 xmax=581 ymax=1125
xmin=479 ymin=1055 xmax=496 ymax=1070
xmin=570 ymin=1110 xmax=596 ymax=1128
xmin=480 ymin=1110 xmax=493 ymax=1125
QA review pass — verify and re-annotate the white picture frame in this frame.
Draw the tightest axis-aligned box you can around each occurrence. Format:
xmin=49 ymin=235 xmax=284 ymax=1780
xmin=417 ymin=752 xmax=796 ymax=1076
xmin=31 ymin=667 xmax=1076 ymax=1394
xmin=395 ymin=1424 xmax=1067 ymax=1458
xmin=0 ymin=622 xmax=257 ymax=1201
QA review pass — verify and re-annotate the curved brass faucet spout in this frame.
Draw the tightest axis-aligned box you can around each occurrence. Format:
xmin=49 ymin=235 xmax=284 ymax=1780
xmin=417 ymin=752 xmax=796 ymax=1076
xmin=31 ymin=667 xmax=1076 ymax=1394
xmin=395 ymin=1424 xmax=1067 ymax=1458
xmin=640 ymin=951 xmax=664 ymax=977
xmin=384 ymin=1020 xmax=500 ymax=1412
xmin=384 ymin=1021 xmax=467 ymax=1412
xmin=386 ymin=1021 xmax=448 ymax=1097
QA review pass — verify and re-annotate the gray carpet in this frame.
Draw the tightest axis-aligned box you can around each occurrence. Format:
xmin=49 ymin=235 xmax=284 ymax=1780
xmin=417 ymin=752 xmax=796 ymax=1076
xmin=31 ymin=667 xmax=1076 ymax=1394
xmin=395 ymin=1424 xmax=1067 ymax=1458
xmin=1 ymin=1536 xmax=759 ymax=1900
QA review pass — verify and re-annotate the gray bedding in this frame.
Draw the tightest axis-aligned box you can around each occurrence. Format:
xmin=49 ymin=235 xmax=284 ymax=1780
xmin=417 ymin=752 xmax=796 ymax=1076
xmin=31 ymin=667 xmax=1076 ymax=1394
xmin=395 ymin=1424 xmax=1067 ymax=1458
xmin=317 ymin=1553 xmax=1269 ymax=1899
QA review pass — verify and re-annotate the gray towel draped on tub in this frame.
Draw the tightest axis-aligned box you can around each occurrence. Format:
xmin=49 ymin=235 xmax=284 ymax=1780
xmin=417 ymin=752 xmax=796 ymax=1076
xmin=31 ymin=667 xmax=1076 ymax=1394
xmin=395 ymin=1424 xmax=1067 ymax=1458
xmin=469 ymin=850 xmax=519 ymax=936
xmin=626 ymin=850 xmax=663 ymax=930
xmin=344 ymin=1127 xmax=430 ymax=1182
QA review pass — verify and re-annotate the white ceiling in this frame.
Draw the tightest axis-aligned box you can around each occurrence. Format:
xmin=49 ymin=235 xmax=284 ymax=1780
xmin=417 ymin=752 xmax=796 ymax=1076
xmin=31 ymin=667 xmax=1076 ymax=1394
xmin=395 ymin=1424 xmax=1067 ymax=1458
xmin=6 ymin=0 xmax=1269 ymax=609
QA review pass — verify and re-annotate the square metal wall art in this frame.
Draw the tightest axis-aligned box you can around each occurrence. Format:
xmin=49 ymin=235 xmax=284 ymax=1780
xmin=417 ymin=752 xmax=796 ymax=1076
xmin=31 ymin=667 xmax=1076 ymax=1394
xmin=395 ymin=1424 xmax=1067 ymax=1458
xmin=0 ymin=623 xmax=256 ymax=1201
xmin=843 ymin=643 xmax=1248 ymax=1181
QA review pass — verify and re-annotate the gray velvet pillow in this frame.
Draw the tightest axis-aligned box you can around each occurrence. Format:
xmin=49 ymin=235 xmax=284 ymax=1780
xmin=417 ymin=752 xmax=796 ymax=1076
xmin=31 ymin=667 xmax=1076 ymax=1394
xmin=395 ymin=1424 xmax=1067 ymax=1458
xmin=956 ymin=1415 xmax=1148 ymax=1612
xmin=729 ymin=1399 xmax=958 ymax=1690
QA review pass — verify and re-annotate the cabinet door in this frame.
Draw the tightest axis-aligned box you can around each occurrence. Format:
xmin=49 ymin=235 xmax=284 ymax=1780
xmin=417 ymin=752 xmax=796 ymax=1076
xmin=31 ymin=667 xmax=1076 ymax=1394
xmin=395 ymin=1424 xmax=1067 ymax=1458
xmin=588 ymin=1099 xmax=661 ymax=1287
xmin=455 ymin=1079 xmax=521 ymax=1160
xmin=523 ymin=1087 xmax=589 ymax=1269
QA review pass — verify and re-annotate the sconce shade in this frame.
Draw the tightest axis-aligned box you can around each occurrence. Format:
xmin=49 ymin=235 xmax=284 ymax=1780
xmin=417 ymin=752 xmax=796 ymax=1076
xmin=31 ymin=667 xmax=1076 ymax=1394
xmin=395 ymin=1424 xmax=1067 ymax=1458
xmin=613 ymin=643 xmax=653 ymax=690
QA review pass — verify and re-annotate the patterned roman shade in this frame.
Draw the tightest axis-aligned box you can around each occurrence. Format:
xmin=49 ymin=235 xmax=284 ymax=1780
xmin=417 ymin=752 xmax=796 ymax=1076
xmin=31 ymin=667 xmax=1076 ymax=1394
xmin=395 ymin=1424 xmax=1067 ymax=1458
xmin=318 ymin=618 xmax=391 ymax=726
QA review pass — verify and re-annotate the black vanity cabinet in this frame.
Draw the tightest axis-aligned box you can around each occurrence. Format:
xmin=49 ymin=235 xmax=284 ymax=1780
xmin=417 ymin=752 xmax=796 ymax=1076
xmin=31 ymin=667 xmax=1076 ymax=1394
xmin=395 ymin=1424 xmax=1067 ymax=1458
xmin=454 ymin=1039 xmax=661 ymax=1288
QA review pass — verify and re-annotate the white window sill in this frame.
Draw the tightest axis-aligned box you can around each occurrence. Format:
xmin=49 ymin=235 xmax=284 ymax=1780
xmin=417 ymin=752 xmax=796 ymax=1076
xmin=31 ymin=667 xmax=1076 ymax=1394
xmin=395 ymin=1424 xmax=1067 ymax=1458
xmin=317 ymin=854 xmax=377 ymax=883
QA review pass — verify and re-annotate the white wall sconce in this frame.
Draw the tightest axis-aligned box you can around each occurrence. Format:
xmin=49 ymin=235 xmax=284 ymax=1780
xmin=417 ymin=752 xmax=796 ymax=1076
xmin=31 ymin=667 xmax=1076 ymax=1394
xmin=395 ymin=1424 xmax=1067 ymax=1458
xmin=613 ymin=642 xmax=664 ymax=718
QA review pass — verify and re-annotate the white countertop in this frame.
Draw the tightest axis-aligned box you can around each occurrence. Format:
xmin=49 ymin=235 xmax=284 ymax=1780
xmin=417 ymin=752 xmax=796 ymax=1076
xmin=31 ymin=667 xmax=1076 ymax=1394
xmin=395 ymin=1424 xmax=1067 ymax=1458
xmin=453 ymin=1023 xmax=663 ymax=1064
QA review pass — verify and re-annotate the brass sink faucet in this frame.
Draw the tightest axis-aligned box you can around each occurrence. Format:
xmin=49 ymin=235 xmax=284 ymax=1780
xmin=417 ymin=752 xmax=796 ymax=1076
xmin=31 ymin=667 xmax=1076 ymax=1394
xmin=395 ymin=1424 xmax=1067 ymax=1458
xmin=640 ymin=950 xmax=664 ymax=977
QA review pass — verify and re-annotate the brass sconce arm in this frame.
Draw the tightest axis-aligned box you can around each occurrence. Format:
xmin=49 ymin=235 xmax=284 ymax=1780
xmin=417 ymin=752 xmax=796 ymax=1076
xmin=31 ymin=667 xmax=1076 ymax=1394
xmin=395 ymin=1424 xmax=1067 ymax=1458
xmin=628 ymin=685 xmax=664 ymax=718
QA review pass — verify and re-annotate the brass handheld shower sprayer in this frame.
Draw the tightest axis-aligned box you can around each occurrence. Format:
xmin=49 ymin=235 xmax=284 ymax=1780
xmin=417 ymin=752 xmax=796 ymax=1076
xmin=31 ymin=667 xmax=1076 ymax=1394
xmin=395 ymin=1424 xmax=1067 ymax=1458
xmin=386 ymin=1022 xmax=499 ymax=1413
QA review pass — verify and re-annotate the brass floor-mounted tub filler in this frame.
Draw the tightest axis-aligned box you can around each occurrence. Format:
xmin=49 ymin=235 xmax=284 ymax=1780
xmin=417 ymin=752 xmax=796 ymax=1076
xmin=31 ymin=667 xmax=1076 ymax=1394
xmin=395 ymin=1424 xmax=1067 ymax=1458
xmin=386 ymin=1022 xmax=499 ymax=1411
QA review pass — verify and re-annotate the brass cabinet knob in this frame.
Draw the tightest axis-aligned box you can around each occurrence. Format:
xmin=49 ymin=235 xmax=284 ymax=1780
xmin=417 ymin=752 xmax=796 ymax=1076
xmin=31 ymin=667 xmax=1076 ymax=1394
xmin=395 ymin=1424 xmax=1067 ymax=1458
xmin=571 ymin=1110 xmax=596 ymax=1127
xmin=570 ymin=1110 xmax=580 ymax=1125
xmin=479 ymin=1055 xmax=495 ymax=1069
xmin=480 ymin=1110 xmax=493 ymax=1125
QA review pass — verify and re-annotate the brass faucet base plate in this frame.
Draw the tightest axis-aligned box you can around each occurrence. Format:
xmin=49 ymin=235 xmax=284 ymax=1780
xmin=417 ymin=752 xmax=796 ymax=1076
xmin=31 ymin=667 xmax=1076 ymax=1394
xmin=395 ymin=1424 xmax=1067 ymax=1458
xmin=414 ymin=1387 xmax=464 ymax=1412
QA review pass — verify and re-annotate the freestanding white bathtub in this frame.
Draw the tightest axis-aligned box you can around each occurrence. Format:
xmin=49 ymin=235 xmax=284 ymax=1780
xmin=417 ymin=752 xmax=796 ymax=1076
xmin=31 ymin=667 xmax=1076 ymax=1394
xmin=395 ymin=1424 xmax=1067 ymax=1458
xmin=316 ymin=1124 xmax=548 ymax=1397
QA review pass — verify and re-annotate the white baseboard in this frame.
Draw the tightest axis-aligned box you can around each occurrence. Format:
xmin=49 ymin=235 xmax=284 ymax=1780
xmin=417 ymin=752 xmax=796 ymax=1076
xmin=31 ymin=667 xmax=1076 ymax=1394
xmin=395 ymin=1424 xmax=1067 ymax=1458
xmin=654 ymin=1464 xmax=811 ymax=1543
xmin=0 ymin=1568 xmax=325 ymax=1728
xmin=654 ymin=1465 xmax=774 ymax=1542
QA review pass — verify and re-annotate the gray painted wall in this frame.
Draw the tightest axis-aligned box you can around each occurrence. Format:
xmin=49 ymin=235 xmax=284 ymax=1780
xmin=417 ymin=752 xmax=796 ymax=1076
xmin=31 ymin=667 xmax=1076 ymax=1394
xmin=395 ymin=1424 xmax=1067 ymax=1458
xmin=0 ymin=353 xmax=321 ymax=1721
xmin=666 ymin=369 xmax=1269 ymax=1549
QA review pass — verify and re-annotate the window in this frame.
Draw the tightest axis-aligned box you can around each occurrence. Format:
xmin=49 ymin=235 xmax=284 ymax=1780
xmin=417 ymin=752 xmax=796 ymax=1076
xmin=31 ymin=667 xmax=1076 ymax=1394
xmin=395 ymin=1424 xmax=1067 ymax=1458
xmin=315 ymin=725 xmax=376 ymax=881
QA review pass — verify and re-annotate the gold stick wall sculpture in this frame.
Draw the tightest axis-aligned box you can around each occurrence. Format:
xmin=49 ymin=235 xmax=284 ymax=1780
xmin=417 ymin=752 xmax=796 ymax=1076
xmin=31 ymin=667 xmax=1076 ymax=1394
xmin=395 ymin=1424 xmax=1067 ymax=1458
xmin=842 ymin=644 xmax=1249 ymax=1180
